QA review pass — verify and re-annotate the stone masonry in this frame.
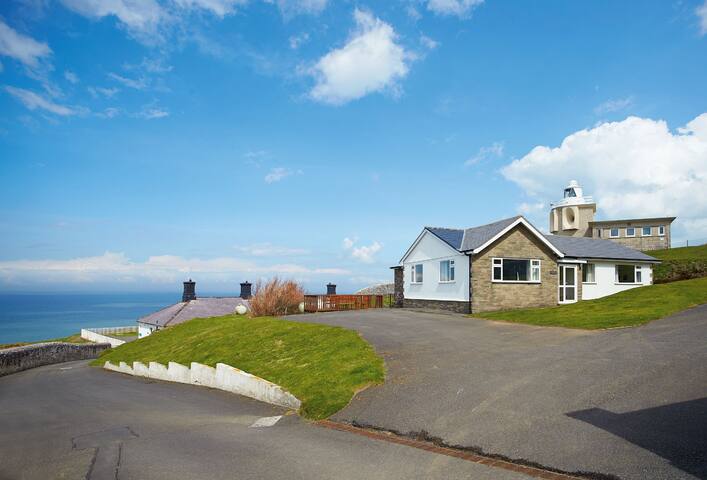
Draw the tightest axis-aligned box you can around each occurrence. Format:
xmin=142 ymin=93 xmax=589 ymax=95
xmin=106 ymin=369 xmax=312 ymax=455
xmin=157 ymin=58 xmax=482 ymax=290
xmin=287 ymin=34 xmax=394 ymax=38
xmin=392 ymin=266 xmax=404 ymax=308
xmin=403 ymin=298 xmax=470 ymax=314
xmin=0 ymin=342 xmax=111 ymax=376
xmin=591 ymin=222 xmax=672 ymax=251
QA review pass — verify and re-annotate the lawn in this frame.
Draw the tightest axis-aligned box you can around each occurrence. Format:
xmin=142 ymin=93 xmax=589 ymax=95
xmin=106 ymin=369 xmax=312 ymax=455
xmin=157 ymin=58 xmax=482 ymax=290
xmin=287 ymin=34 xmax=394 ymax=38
xmin=471 ymin=276 xmax=707 ymax=329
xmin=649 ymin=244 xmax=707 ymax=283
xmin=93 ymin=315 xmax=385 ymax=420
xmin=0 ymin=333 xmax=89 ymax=350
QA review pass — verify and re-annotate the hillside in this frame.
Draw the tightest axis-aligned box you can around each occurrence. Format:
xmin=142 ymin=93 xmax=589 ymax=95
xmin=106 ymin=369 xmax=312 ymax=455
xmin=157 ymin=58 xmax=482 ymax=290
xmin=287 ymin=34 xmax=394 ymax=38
xmin=649 ymin=244 xmax=707 ymax=283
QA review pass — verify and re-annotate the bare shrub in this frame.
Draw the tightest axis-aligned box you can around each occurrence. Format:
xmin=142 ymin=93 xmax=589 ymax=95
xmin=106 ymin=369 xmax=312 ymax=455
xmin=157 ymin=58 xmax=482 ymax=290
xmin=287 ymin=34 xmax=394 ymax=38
xmin=249 ymin=277 xmax=305 ymax=317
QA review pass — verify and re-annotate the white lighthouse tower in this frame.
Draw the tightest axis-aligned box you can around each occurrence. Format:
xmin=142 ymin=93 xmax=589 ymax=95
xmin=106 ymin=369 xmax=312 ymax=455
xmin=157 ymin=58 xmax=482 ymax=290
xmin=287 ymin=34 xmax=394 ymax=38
xmin=549 ymin=180 xmax=596 ymax=237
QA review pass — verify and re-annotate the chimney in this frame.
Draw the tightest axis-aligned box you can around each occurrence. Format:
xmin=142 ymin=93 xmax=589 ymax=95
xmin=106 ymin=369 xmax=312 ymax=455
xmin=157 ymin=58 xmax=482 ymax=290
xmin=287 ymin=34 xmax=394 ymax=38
xmin=240 ymin=281 xmax=252 ymax=299
xmin=182 ymin=279 xmax=196 ymax=302
xmin=326 ymin=283 xmax=337 ymax=295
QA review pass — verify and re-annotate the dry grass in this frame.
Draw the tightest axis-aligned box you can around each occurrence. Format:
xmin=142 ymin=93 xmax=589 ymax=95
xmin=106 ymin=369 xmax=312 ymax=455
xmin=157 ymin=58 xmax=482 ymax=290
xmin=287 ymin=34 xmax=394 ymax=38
xmin=249 ymin=277 xmax=305 ymax=317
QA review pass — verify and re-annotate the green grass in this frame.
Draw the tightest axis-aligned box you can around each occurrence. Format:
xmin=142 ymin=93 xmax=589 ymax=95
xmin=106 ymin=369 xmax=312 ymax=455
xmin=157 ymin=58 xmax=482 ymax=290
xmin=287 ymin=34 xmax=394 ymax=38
xmin=107 ymin=331 xmax=137 ymax=338
xmin=471 ymin=276 xmax=707 ymax=330
xmin=92 ymin=315 xmax=385 ymax=420
xmin=0 ymin=333 xmax=89 ymax=350
xmin=649 ymin=244 xmax=707 ymax=283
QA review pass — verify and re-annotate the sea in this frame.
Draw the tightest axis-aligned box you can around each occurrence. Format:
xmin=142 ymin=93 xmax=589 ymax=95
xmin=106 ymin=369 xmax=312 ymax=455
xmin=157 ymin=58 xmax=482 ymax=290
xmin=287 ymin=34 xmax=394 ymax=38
xmin=0 ymin=293 xmax=185 ymax=344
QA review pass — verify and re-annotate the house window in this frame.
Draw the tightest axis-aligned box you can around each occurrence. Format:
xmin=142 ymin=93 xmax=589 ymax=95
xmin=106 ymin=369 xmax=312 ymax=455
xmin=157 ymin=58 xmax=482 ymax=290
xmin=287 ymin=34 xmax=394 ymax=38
xmin=616 ymin=264 xmax=641 ymax=284
xmin=642 ymin=226 xmax=652 ymax=236
xmin=626 ymin=227 xmax=635 ymax=237
xmin=439 ymin=260 xmax=455 ymax=282
xmin=492 ymin=258 xmax=541 ymax=283
xmin=658 ymin=225 xmax=665 ymax=236
xmin=582 ymin=263 xmax=596 ymax=283
xmin=610 ymin=228 xmax=620 ymax=238
xmin=596 ymin=228 xmax=601 ymax=238
xmin=411 ymin=264 xmax=423 ymax=283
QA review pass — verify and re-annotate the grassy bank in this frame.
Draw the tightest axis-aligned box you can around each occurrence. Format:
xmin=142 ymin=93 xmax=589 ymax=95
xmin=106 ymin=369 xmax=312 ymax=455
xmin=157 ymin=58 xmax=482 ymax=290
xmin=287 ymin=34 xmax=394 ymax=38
xmin=93 ymin=315 xmax=385 ymax=420
xmin=650 ymin=244 xmax=707 ymax=283
xmin=471 ymin=276 xmax=707 ymax=329
xmin=0 ymin=333 xmax=88 ymax=350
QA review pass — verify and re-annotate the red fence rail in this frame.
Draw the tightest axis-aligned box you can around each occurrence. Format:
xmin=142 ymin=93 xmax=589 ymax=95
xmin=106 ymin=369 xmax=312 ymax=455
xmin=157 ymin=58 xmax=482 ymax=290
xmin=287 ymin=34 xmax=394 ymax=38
xmin=303 ymin=294 xmax=390 ymax=313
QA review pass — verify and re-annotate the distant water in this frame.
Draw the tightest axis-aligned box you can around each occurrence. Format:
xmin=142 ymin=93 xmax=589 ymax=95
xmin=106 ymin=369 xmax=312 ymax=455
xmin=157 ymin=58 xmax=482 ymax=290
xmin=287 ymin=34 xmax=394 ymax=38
xmin=0 ymin=293 xmax=181 ymax=344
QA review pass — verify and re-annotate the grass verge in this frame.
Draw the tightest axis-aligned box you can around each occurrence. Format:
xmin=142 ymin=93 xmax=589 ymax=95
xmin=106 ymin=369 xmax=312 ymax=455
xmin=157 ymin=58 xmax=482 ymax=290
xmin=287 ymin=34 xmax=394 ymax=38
xmin=649 ymin=244 xmax=707 ymax=283
xmin=0 ymin=333 xmax=89 ymax=350
xmin=470 ymin=276 xmax=707 ymax=329
xmin=92 ymin=315 xmax=385 ymax=420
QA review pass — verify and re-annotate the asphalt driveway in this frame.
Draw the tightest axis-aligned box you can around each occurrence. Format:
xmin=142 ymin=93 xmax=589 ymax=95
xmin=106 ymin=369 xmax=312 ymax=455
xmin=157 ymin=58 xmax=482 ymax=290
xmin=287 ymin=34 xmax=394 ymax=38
xmin=295 ymin=305 xmax=707 ymax=480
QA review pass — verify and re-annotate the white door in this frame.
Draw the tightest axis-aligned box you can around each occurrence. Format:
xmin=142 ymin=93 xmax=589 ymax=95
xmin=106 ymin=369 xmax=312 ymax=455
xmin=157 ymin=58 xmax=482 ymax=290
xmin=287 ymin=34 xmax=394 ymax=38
xmin=558 ymin=265 xmax=578 ymax=304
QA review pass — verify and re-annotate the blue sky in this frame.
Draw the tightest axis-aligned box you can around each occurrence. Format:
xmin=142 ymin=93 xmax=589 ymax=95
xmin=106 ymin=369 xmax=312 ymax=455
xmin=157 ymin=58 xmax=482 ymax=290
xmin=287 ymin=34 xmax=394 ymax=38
xmin=1 ymin=0 xmax=707 ymax=293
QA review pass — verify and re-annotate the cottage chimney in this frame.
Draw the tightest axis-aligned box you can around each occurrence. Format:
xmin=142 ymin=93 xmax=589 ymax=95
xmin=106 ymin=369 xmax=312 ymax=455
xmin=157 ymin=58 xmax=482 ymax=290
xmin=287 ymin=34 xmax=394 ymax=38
xmin=182 ymin=279 xmax=196 ymax=302
xmin=240 ymin=281 xmax=252 ymax=299
xmin=326 ymin=283 xmax=337 ymax=295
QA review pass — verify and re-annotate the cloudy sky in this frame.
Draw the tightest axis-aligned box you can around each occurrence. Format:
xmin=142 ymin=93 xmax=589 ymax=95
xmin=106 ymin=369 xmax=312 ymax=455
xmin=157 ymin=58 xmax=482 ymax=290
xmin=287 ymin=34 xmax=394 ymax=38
xmin=1 ymin=0 xmax=706 ymax=293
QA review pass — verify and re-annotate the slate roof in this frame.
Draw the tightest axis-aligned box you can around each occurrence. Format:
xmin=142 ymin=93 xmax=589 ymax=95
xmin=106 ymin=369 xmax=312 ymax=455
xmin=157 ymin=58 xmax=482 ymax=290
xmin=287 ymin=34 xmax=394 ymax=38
xmin=423 ymin=215 xmax=658 ymax=262
xmin=138 ymin=297 xmax=249 ymax=328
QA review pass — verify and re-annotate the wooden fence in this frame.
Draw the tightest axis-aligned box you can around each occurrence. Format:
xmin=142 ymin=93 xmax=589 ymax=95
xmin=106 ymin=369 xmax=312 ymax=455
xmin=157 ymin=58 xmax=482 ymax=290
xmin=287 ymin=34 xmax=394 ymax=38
xmin=303 ymin=294 xmax=392 ymax=313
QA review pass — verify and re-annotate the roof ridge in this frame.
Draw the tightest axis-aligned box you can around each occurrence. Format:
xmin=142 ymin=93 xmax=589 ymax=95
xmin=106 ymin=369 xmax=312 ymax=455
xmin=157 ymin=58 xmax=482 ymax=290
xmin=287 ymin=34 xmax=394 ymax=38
xmin=426 ymin=226 xmax=464 ymax=231
xmin=463 ymin=215 xmax=523 ymax=232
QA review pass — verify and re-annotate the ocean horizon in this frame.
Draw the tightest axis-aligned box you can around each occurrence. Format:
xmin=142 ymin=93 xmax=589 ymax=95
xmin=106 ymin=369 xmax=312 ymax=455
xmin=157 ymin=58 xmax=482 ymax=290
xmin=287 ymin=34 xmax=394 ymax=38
xmin=0 ymin=293 xmax=193 ymax=344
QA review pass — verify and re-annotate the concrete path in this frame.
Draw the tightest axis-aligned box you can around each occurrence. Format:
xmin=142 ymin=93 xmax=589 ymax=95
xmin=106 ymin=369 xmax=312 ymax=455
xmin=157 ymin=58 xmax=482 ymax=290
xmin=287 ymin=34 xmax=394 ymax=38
xmin=0 ymin=360 xmax=531 ymax=480
xmin=294 ymin=305 xmax=707 ymax=480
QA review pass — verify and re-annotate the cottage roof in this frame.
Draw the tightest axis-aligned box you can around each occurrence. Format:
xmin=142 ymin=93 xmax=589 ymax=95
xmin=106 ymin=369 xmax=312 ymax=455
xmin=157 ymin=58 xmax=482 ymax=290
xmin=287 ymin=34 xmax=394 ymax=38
xmin=138 ymin=297 xmax=249 ymax=328
xmin=543 ymin=235 xmax=658 ymax=262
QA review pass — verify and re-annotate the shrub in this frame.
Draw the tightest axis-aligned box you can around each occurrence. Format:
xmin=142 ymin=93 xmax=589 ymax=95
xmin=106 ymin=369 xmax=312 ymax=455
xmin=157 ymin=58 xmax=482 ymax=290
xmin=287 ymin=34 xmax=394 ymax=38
xmin=249 ymin=277 xmax=305 ymax=317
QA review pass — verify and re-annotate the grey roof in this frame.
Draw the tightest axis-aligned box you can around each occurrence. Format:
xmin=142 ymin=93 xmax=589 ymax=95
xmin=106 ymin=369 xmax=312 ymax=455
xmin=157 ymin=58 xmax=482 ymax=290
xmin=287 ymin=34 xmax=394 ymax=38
xmin=138 ymin=297 xmax=249 ymax=328
xmin=544 ymin=235 xmax=658 ymax=262
xmin=427 ymin=216 xmax=521 ymax=252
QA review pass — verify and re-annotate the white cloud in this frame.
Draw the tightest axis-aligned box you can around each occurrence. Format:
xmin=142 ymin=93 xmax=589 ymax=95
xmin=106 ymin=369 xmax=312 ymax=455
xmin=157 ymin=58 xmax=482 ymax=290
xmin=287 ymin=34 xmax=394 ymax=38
xmin=97 ymin=107 xmax=121 ymax=118
xmin=289 ymin=32 xmax=310 ymax=49
xmin=174 ymin=0 xmax=247 ymax=17
xmin=264 ymin=167 xmax=292 ymax=183
xmin=343 ymin=237 xmax=383 ymax=264
xmin=518 ymin=201 xmax=545 ymax=214
xmin=427 ymin=0 xmax=484 ymax=18
xmin=4 ymin=86 xmax=80 ymax=116
xmin=64 ymin=70 xmax=79 ymax=84
xmin=88 ymin=86 xmax=120 ymax=98
xmin=0 ymin=19 xmax=51 ymax=69
xmin=108 ymin=72 xmax=148 ymax=89
xmin=137 ymin=105 xmax=169 ymax=119
xmin=501 ymin=113 xmax=707 ymax=240
xmin=272 ymin=0 xmax=328 ymax=17
xmin=234 ymin=243 xmax=310 ymax=256
xmin=697 ymin=0 xmax=707 ymax=35
xmin=465 ymin=141 xmax=504 ymax=166
xmin=420 ymin=34 xmax=439 ymax=50
xmin=308 ymin=9 xmax=412 ymax=105
xmin=59 ymin=0 xmax=166 ymax=42
xmin=0 ymin=251 xmax=349 ymax=287
xmin=594 ymin=96 xmax=633 ymax=116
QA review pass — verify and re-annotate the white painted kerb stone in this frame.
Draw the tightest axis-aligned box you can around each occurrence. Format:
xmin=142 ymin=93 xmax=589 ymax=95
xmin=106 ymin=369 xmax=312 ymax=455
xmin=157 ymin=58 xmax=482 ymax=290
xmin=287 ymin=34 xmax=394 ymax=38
xmin=104 ymin=360 xmax=301 ymax=410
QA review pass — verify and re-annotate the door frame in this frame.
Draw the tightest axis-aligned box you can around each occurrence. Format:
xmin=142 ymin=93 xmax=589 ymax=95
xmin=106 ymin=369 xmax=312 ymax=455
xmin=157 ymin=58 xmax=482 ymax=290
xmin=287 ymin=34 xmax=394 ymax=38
xmin=558 ymin=264 xmax=578 ymax=304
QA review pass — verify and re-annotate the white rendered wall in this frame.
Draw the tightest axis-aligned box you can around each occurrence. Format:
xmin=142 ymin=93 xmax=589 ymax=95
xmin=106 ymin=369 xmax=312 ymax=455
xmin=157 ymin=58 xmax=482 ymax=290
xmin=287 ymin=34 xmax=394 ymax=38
xmin=138 ymin=324 xmax=154 ymax=339
xmin=403 ymin=231 xmax=469 ymax=301
xmin=581 ymin=262 xmax=653 ymax=300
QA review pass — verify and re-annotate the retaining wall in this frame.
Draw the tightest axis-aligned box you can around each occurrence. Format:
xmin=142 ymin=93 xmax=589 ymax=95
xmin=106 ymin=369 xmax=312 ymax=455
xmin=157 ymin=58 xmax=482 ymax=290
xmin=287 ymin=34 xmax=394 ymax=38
xmin=0 ymin=342 xmax=111 ymax=377
xmin=81 ymin=326 xmax=136 ymax=348
xmin=104 ymin=360 xmax=301 ymax=410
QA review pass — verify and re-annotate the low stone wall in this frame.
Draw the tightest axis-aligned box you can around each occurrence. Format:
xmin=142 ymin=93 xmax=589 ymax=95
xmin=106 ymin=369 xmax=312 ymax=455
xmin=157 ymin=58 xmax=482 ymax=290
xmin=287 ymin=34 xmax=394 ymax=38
xmin=81 ymin=326 xmax=136 ymax=348
xmin=403 ymin=298 xmax=470 ymax=314
xmin=0 ymin=342 xmax=111 ymax=377
xmin=104 ymin=360 xmax=301 ymax=410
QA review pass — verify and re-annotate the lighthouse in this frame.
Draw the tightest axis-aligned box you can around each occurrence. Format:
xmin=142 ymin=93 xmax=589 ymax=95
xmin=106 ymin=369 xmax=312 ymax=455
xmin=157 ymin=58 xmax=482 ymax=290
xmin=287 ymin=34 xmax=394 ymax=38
xmin=549 ymin=180 xmax=596 ymax=237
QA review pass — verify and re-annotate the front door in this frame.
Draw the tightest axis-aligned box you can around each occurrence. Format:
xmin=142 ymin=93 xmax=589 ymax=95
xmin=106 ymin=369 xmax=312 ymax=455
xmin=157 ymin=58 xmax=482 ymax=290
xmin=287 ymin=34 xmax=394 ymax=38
xmin=558 ymin=265 xmax=578 ymax=304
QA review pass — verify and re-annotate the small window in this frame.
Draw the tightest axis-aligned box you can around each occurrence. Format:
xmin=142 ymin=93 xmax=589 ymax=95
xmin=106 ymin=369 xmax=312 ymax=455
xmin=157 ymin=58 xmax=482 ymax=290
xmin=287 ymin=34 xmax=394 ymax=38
xmin=492 ymin=258 xmax=502 ymax=281
xmin=582 ymin=263 xmax=596 ymax=283
xmin=642 ymin=226 xmax=652 ymax=236
xmin=411 ymin=264 xmax=423 ymax=283
xmin=658 ymin=225 xmax=665 ymax=236
xmin=492 ymin=258 xmax=540 ymax=283
xmin=626 ymin=227 xmax=635 ymax=237
xmin=610 ymin=228 xmax=620 ymax=238
xmin=615 ymin=264 xmax=639 ymax=284
xmin=531 ymin=260 xmax=541 ymax=282
xmin=440 ymin=260 xmax=455 ymax=282
xmin=596 ymin=228 xmax=602 ymax=238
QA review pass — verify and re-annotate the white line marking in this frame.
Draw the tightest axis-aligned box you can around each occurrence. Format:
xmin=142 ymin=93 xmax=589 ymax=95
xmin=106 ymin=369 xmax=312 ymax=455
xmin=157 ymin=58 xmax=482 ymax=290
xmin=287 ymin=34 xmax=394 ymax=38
xmin=250 ymin=416 xmax=282 ymax=428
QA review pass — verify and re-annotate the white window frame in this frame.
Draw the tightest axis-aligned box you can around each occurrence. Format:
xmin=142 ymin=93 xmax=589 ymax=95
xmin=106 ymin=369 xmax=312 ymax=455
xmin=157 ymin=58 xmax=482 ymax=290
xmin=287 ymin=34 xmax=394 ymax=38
xmin=641 ymin=226 xmax=652 ymax=237
xmin=411 ymin=264 xmax=423 ymax=284
xmin=439 ymin=259 xmax=455 ymax=283
xmin=615 ymin=264 xmax=642 ymax=284
xmin=658 ymin=225 xmax=665 ymax=236
xmin=626 ymin=227 xmax=635 ymax=237
xmin=582 ymin=263 xmax=596 ymax=284
xmin=610 ymin=228 xmax=620 ymax=238
xmin=491 ymin=258 xmax=541 ymax=284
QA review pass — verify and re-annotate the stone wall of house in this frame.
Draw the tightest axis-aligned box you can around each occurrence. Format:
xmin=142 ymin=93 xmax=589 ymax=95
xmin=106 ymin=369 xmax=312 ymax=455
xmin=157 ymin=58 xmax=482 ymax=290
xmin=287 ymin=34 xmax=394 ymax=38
xmin=0 ymin=342 xmax=111 ymax=377
xmin=592 ymin=223 xmax=671 ymax=251
xmin=392 ymin=267 xmax=404 ymax=307
xmin=403 ymin=298 xmax=470 ymax=314
xmin=471 ymin=225 xmax=560 ymax=313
